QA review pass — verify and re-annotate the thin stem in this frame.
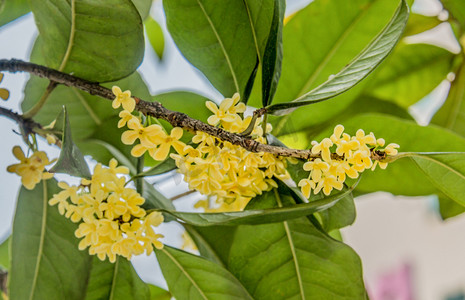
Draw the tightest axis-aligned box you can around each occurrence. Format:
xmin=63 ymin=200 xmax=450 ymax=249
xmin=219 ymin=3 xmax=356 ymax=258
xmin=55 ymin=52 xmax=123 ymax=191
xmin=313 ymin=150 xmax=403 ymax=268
xmin=135 ymin=157 xmax=144 ymax=195
xmin=22 ymin=81 xmax=57 ymax=119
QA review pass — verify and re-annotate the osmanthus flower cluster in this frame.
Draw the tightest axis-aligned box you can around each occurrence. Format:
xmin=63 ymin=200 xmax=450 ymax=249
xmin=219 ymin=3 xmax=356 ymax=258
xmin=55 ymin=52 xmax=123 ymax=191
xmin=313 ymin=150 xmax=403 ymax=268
xmin=298 ymin=125 xmax=399 ymax=197
xmin=48 ymin=159 xmax=164 ymax=262
xmin=7 ymin=146 xmax=54 ymax=190
xmin=171 ymin=93 xmax=291 ymax=211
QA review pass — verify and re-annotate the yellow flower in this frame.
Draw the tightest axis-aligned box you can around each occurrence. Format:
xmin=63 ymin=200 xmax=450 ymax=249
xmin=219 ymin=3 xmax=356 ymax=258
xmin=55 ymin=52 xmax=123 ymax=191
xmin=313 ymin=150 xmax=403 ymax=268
xmin=112 ymin=86 xmax=135 ymax=112
xmin=298 ymin=178 xmax=315 ymax=198
xmin=121 ymin=118 xmax=163 ymax=147
xmin=311 ymin=138 xmax=333 ymax=162
xmin=7 ymin=146 xmax=54 ymax=190
xmin=0 ymin=73 xmax=10 ymax=101
xmin=118 ymin=110 xmax=138 ymax=128
xmin=150 ymin=127 xmax=186 ymax=161
xmin=303 ymin=158 xmax=329 ymax=182
xmin=205 ymin=99 xmax=238 ymax=126
xmin=49 ymin=159 xmax=164 ymax=262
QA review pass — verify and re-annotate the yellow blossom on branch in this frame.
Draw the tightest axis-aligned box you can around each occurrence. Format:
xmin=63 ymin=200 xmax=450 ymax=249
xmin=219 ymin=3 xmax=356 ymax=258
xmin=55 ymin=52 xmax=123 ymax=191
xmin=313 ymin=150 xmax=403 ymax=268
xmin=7 ymin=146 xmax=54 ymax=190
xmin=299 ymin=125 xmax=399 ymax=197
xmin=0 ymin=73 xmax=10 ymax=100
xmin=112 ymin=86 xmax=135 ymax=112
xmin=48 ymin=158 xmax=164 ymax=262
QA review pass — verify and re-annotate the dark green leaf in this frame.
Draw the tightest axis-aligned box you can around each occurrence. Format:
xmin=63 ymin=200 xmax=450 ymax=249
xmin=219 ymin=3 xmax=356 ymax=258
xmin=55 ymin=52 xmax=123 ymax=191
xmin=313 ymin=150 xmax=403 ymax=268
xmin=183 ymin=224 xmax=236 ymax=266
xmin=432 ymin=62 xmax=465 ymax=136
xmin=50 ymin=107 xmax=91 ymax=178
xmin=442 ymin=0 xmax=465 ymax=28
xmin=157 ymin=185 xmax=355 ymax=226
xmin=0 ymin=237 xmax=9 ymax=270
xmin=157 ymin=245 xmax=253 ymax=300
xmin=315 ymin=192 xmax=356 ymax=232
xmin=404 ymin=13 xmax=441 ymax=36
xmin=364 ymin=43 xmax=454 ymax=107
xmin=145 ymin=16 xmax=165 ymax=60
xmin=9 ymin=179 xmax=92 ymax=300
xmin=84 ymin=256 xmax=149 ymax=300
xmin=265 ymin=0 xmax=409 ymax=115
xmin=313 ymin=113 xmax=465 ymax=196
xmin=0 ymin=0 xmax=29 ymax=27
xmin=148 ymin=284 xmax=171 ymax=300
xmin=242 ymin=0 xmax=285 ymax=106
xmin=30 ymin=0 xmax=144 ymax=82
xmin=136 ymin=158 xmax=176 ymax=178
xmin=405 ymin=152 xmax=465 ymax=207
xmin=163 ymin=0 xmax=258 ymax=98
xmin=228 ymin=186 xmax=366 ymax=299
xmin=438 ymin=195 xmax=465 ymax=219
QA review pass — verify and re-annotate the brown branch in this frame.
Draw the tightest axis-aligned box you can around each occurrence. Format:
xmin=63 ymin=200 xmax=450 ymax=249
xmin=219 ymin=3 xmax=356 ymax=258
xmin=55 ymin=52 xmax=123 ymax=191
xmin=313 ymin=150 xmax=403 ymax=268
xmin=0 ymin=59 xmax=381 ymax=161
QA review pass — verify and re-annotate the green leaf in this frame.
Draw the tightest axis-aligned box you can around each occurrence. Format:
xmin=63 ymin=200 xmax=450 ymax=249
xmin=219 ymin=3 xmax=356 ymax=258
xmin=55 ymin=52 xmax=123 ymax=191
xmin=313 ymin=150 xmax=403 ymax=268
xmin=315 ymin=192 xmax=356 ymax=232
xmin=228 ymin=186 xmax=366 ymax=299
xmin=0 ymin=237 xmax=9 ymax=270
xmin=163 ymin=0 xmax=258 ymax=98
xmin=265 ymin=0 xmax=409 ymax=115
xmin=183 ymin=225 xmax=236 ymax=266
xmin=131 ymin=0 xmax=152 ymax=20
xmin=432 ymin=61 xmax=465 ymax=136
xmin=136 ymin=158 xmax=176 ymax=178
xmin=9 ymin=179 xmax=92 ymax=300
xmin=157 ymin=184 xmax=355 ymax=226
xmin=242 ymin=0 xmax=285 ymax=106
xmin=403 ymin=152 xmax=465 ymax=207
xmin=142 ymin=180 xmax=176 ymax=212
xmin=156 ymin=245 xmax=253 ymax=300
xmin=148 ymin=284 xmax=171 ymax=300
xmin=438 ymin=195 xmax=465 ymax=219
xmin=404 ymin=13 xmax=441 ymax=36
xmin=441 ymin=0 xmax=465 ymax=28
xmin=30 ymin=0 xmax=144 ymax=82
xmin=364 ymin=43 xmax=455 ymax=107
xmin=0 ymin=0 xmax=29 ymax=27
xmin=313 ymin=113 xmax=465 ymax=196
xmin=145 ymin=16 xmax=165 ymax=60
xmin=154 ymin=91 xmax=213 ymax=124
xmin=49 ymin=107 xmax=91 ymax=178
xmin=84 ymin=256 xmax=149 ymax=300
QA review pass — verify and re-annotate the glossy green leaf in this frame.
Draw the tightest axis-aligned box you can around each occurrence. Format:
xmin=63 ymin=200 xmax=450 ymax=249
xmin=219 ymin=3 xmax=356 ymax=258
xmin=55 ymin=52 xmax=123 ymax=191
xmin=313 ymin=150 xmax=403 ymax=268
xmin=313 ymin=113 xmax=465 ymax=196
xmin=0 ymin=0 xmax=29 ymax=27
xmin=157 ymin=184 xmax=354 ymax=226
xmin=131 ymin=0 xmax=152 ymax=20
xmin=163 ymin=0 xmax=258 ymax=98
xmin=442 ymin=0 xmax=465 ymax=28
xmin=0 ymin=237 xmax=9 ymax=270
xmin=364 ymin=43 xmax=454 ymax=107
xmin=84 ymin=256 xmax=149 ymax=300
xmin=30 ymin=0 xmax=144 ymax=82
xmin=242 ymin=0 xmax=285 ymax=106
xmin=49 ymin=107 xmax=91 ymax=178
xmin=404 ymin=13 xmax=441 ymax=36
xmin=135 ymin=158 xmax=176 ymax=178
xmin=438 ymin=195 xmax=465 ymax=219
xmin=145 ymin=16 xmax=165 ymax=60
xmin=315 ymin=192 xmax=356 ymax=232
xmin=228 ymin=186 xmax=366 ymax=299
xmin=265 ymin=0 xmax=409 ymax=115
xmin=432 ymin=62 xmax=465 ymax=136
xmin=9 ymin=179 xmax=92 ymax=300
xmin=157 ymin=245 xmax=253 ymax=300
xmin=148 ymin=284 xmax=171 ymax=300
xmin=403 ymin=152 xmax=465 ymax=207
